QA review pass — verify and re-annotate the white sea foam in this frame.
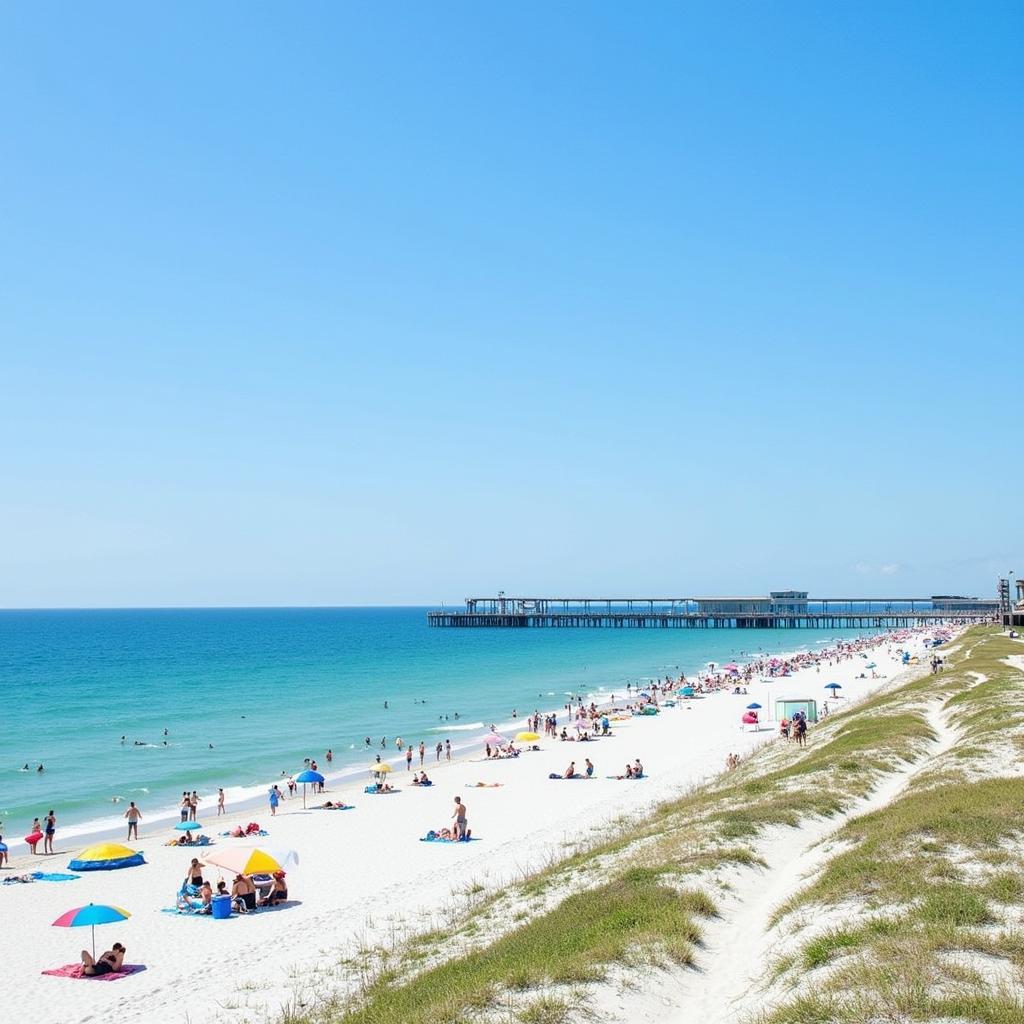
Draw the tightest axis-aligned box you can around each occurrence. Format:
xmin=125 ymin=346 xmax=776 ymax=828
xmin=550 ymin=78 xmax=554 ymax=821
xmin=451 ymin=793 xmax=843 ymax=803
xmin=429 ymin=721 xmax=484 ymax=732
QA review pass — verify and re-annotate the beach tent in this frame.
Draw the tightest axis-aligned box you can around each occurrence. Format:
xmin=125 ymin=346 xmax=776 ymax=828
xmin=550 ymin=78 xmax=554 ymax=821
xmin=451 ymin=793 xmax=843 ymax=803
xmin=774 ymin=698 xmax=818 ymax=724
xmin=68 ymin=843 xmax=145 ymax=872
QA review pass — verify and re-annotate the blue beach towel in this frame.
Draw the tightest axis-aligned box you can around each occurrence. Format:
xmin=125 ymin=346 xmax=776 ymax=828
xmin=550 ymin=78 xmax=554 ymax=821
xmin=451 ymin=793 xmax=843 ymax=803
xmin=312 ymin=805 xmax=354 ymax=811
xmin=420 ymin=832 xmax=479 ymax=843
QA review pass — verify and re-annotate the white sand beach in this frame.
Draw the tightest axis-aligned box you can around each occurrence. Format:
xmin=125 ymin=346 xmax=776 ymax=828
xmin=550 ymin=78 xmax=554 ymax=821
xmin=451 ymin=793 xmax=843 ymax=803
xmin=0 ymin=629 xmax=947 ymax=1024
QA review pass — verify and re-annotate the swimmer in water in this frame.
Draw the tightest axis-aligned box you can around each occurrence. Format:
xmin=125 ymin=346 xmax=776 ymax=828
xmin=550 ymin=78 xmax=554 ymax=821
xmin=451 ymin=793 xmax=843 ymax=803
xmin=37 ymin=763 xmax=44 ymax=772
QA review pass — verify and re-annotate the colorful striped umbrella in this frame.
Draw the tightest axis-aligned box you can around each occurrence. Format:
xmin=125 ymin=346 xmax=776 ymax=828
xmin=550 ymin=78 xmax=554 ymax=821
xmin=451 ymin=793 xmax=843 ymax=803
xmin=53 ymin=903 xmax=131 ymax=959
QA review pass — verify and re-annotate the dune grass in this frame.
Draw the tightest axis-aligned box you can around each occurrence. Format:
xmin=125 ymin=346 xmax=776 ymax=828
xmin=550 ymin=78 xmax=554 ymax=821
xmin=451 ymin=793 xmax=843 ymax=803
xmin=762 ymin=627 xmax=1024 ymax=1024
xmin=273 ymin=626 xmax=1022 ymax=1024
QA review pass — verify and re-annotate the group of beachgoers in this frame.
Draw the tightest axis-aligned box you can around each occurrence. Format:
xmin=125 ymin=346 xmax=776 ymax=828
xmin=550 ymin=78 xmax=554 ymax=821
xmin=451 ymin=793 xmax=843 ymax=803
xmin=177 ymin=857 xmax=287 ymax=915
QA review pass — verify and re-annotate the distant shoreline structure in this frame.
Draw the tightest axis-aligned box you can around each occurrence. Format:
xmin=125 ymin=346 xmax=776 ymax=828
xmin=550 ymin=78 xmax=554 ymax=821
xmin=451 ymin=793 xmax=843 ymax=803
xmin=429 ymin=590 xmax=999 ymax=629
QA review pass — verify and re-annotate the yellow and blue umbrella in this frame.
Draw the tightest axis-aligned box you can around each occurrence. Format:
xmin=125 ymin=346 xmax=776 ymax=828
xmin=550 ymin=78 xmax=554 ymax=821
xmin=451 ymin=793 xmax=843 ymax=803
xmin=53 ymin=903 xmax=130 ymax=959
xmin=68 ymin=843 xmax=145 ymax=872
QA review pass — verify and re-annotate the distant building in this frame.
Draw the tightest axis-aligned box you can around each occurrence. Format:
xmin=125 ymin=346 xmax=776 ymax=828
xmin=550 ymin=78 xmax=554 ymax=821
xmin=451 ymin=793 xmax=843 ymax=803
xmin=930 ymin=595 xmax=1000 ymax=614
xmin=695 ymin=591 xmax=808 ymax=616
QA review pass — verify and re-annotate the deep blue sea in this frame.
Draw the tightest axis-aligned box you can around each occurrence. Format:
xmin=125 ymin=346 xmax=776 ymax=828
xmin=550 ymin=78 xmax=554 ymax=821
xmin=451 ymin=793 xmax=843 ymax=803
xmin=0 ymin=608 xmax=871 ymax=839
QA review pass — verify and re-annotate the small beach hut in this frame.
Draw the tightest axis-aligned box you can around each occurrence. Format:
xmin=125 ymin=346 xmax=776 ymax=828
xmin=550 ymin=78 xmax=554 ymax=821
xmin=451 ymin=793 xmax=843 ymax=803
xmin=68 ymin=843 xmax=145 ymax=872
xmin=774 ymin=698 xmax=818 ymax=724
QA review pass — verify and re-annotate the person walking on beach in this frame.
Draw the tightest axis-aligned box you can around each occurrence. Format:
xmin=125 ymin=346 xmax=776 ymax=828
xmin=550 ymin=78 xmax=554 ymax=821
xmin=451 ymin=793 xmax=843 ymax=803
xmin=452 ymin=796 xmax=467 ymax=840
xmin=418 ymin=741 xmax=425 ymax=766
xmin=269 ymin=785 xmax=280 ymax=816
xmin=44 ymin=809 xmax=56 ymax=854
xmin=124 ymin=801 xmax=142 ymax=840
xmin=406 ymin=746 xmax=413 ymax=771
xmin=180 ymin=792 xmax=190 ymax=822
xmin=435 ymin=741 xmax=443 ymax=762
xmin=445 ymin=740 xmax=452 ymax=762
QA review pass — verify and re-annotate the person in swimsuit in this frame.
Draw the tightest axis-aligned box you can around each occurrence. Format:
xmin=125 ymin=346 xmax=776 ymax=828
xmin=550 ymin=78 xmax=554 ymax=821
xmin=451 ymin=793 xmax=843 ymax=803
xmin=27 ymin=818 xmax=41 ymax=854
xmin=563 ymin=761 xmax=576 ymax=779
xmin=585 ymin=758 xmax=594 ymax=778
xmin=262 ymin=871 xmax=288 ymax=905
xmin=452 ymin=796 xmax=468 ymax=839
xmin=217 ymin=788 xmax=226 ymax=816
xmin=82 ymin=943 xmax=125 ymax=976
xmin=180 ymin=793 xmax=190 ymax=822
xmin=44 ymin=810 xmax=56 ymax=854
xmin=124 ymin=801 xmax=142 ymax=840
xmin=231 ymin=873 xmax=257 ymax=912
xmin=0 ymin=835 xmax=8 ymax=867
xmin=185 ymin=858 xmax=204 ymax=888
xmin=189 ymin=791 xmax=199 ymax=821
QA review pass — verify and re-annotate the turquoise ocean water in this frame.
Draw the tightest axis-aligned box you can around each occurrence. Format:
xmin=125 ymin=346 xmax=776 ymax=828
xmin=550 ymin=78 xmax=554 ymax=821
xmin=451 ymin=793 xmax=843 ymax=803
xmin=0 ymin=608 xmax=872 ymax=839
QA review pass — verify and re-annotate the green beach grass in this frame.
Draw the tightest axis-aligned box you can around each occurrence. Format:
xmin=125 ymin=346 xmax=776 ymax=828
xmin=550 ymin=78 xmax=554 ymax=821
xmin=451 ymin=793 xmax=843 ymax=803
xmin=273 ymin=627 xmax=1024 ymax=1024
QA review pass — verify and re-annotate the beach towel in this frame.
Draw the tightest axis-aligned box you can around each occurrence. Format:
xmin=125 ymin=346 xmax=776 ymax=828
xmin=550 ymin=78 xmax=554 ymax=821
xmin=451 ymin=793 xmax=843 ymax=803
xmin=606 ymin=774 xmax=646 ymax=780
xmin=312 ymin=805 xmax=354 ymax=811
xmin=467 ymin=783 xmax=503 ymax=788
xmin=219 ymin=829 xmax=271 ymax=836
xmin=548 ymin=773 xmax=591 ymax=780
xmin=363 ymin=786 xmax=397 ymax=794
xmin=41 ymin=963 xmax=145 ymax=981
xmin=420 ymin=833 xmax=479 ymax=843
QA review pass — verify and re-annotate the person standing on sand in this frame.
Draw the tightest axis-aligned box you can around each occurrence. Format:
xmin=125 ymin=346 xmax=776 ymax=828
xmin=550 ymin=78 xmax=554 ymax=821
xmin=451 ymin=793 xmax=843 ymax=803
xmin=217 ymin=788 xmax=226 ymax=815
xmin=124 ymin=801 xmax=142 ymax=840
xmin=445 ymin=740 xmax=452 ymax=762
xmin=269 ymin=786 xmax=280 ymax=816
xmin=189 ymin=791 xmax=199 ymax=821
xmin=436 ymin=741 xmax=442 ymax=762
xmin=44 ymin=809 xmax=56 ymax=854
xmin=180 ymin=792 xmax=190 ymax=822
xmin=452 ymin=796 xmax=467 ymax=839
xmin=419 ymin=741 xmax=425 ymax=766
xmin=406 ymin=747 xmax=413 ymax=771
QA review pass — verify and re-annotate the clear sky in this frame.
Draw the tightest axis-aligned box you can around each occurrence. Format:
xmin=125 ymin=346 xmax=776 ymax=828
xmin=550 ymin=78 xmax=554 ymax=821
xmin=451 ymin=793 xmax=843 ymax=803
xmin=1 ymin=2 xmax=1020 ymax=607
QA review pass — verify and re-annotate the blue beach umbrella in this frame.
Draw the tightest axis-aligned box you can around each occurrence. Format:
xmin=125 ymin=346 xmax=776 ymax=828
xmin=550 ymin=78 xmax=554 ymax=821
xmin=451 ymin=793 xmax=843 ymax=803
xmin=746 ymin=703 xmax=762 ymax=710
xmin=680 ymin=686 xmax=695 ymax=697
xmin=294 ymin=769 xmax=324 ymax=808
xmin=53 ymin=903 xmax=131 ymax=960
xmin=174 ymin=820 xmax=204 ymax=832
xmin=825 ymin=683 xmax=842 ymax=694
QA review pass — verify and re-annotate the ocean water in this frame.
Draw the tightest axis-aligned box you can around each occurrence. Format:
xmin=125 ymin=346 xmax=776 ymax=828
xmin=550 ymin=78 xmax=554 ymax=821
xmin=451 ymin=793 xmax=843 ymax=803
xmin=0 ymin=608 xmax=872 ymax=838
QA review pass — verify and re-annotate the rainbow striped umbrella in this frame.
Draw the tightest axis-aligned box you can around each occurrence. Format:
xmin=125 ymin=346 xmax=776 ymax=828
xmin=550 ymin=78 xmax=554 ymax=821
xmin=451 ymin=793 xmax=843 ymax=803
xmin=53 ymin=903 xmax=131 ymax=959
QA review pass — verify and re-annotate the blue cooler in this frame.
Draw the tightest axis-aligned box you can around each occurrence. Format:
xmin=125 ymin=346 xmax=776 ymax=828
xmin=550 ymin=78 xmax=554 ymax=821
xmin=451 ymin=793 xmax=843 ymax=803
xmin=212 ymin=893 xmax=232 ymax=920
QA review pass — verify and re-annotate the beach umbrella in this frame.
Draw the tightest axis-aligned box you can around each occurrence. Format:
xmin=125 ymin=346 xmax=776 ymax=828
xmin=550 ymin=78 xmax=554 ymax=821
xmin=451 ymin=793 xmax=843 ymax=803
xmin=369 ymin=762 xmax=393 ymax=774
xmin=746 ymin=703 xmax=762 ymax=710
xmin=865 ymin=662 xmax=877 ymax=669
xmin=52 ymin=903 xmax=130 ymax=960
xmin=259 ymin=846 xmax=299 ymax=870
xmin=723 ymin=663 xmax=739 ymax=673
xmin=174 ymin=820 xmax=204 ymax=832
xmin=515 ymin=731 xmax=540 ymax=742
xmin=825 ymin=683 xmax=842 ymax=694
xmin=680 ymin=686 xmax=695 ymax=697
xmin=68 ymin=843 xmax=145 ymax=872
xmin=294 ymin=769 xmax=325 ymax=809
xmin=201 ymin=847 xmax=285 ymax=877
xmin=483 ymin=732 xmax=504 ymax=745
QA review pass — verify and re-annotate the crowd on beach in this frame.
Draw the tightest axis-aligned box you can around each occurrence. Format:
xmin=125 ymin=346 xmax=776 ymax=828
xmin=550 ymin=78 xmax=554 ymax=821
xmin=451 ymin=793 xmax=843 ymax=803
xmin=1 ymin=625 xmax=948 ymax=879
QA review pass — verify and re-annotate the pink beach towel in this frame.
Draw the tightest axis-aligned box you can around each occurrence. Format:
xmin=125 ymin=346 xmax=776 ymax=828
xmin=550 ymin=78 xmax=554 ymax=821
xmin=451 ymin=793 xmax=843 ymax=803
xmin=41 ymin=963 xmax=145 ymax=981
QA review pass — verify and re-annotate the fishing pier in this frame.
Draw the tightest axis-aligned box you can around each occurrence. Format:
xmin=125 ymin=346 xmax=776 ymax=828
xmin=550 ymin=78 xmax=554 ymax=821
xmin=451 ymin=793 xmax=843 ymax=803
xmin=427 ymin=592 xmax=998 ymax=629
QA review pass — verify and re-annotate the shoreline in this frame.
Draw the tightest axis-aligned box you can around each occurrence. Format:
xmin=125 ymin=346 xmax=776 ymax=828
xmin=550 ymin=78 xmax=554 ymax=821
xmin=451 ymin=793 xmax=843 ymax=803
xmin=2 ymin=625 xmax=935 ymax=857
xmin=0 ymin=625 xmax=955 ymax=1024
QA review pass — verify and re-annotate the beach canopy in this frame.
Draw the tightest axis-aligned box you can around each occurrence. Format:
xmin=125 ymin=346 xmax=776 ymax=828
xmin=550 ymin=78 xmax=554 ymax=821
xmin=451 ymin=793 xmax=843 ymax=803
xmin=369 ymin=763 xmax=392 ymax=773
xmin=515 ymin=731 xmax=540 ymax=742
xmin=174 ymin=820 xmax=203 ymax=832
xmin=746 ymin=702 xmax=762 ymax=710
xmin=201 ymin=847 xmax=285 ymax=876
xmin=68 ymin=843 xmax=145 ymax=872
xmin=53 ymin=903 xmax=131 ymax=959
xmin=483 ymin=732 xmax=504 ymax=745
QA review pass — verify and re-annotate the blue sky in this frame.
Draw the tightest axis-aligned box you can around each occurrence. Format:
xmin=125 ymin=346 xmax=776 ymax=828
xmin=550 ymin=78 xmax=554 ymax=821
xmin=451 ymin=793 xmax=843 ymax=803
xmin=1 ymin=2 xmax=1020 ymax=606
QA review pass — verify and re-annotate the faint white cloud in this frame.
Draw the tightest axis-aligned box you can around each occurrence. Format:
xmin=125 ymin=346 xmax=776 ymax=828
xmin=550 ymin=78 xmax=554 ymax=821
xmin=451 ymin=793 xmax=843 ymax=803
xmin=879 ymin=563 xmax=900 ymax=576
